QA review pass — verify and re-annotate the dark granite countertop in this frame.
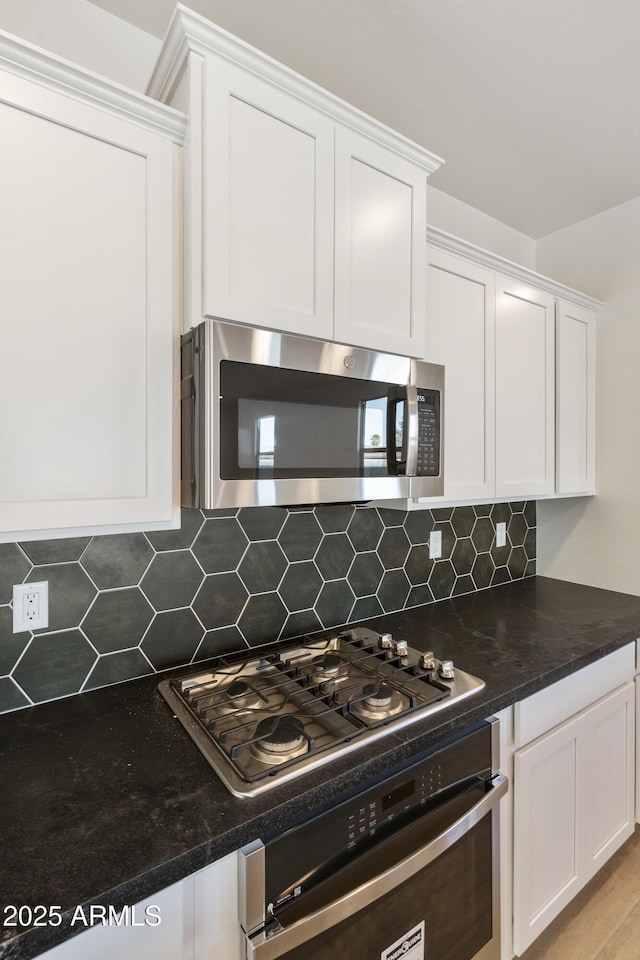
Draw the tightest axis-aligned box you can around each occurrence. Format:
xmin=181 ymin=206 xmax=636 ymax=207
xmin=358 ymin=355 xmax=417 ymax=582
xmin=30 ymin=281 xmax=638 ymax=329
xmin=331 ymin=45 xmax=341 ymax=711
xmin=3 ymin=576 xmax=640 ymax=959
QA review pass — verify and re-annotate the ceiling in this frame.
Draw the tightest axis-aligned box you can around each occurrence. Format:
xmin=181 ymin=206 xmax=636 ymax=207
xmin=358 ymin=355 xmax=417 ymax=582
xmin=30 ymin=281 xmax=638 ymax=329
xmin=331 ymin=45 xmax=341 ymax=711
xmin=88 ymin=0 xmax=640 ymax=238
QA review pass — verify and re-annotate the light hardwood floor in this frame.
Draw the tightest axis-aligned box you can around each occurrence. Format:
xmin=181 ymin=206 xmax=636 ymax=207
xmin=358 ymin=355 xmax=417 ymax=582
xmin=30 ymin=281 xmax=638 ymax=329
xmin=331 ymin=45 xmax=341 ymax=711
xmin=520 ymin=828 xmax=640 ymax=960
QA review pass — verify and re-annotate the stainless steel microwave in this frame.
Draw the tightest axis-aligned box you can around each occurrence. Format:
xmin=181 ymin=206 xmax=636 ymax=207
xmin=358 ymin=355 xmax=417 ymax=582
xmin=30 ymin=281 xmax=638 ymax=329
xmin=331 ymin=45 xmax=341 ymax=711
xmin=181 ymin=320 xmax=444 ymax=509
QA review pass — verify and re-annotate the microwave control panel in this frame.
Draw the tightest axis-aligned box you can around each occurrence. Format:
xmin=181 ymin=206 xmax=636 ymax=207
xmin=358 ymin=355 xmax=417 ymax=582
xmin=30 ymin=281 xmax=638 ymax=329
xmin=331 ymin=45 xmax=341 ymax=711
xmin=416 ymin=388 xmax=441 ymax=477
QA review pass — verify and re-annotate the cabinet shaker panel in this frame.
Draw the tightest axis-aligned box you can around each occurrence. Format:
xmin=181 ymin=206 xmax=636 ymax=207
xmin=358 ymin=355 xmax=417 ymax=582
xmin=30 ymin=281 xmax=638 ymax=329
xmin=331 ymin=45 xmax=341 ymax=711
xmin=556 ymin=300 xmax=596 ymax=494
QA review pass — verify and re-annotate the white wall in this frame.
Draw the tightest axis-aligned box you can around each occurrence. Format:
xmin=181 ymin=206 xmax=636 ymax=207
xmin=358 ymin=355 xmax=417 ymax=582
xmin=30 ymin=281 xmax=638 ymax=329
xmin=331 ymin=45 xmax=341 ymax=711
xmin=536 ymin=197 xmax=640 ymax=594
xmin=0 ymin=0 xmax=160 ymax=91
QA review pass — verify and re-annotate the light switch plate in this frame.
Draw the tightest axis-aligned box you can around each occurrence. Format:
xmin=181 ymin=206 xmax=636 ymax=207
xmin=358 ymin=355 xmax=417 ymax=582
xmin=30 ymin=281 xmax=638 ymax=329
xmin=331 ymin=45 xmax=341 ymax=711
xmin=429 ymin=529 xmax=442 ymax=559
xmin=13 ymin=582 xmax=49 ymax=632
xmin=496 ymin=522 xmax=507 ymax=548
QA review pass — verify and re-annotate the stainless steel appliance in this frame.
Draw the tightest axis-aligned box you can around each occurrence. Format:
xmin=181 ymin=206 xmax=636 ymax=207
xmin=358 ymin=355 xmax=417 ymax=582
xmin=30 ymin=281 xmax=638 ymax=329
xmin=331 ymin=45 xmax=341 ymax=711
xmin=181 ymin=320 xmax=444 ymax=509
xmin=239 ymin=719 xmax=506 ymax=960
xmin=158 ymin=626 xmax=485 ymax=798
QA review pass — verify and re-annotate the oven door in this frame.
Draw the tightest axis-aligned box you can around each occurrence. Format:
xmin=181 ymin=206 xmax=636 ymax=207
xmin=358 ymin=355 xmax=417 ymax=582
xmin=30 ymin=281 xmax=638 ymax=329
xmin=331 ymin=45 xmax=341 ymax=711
xmin=241 ymin=772 xmax=507 ymax=960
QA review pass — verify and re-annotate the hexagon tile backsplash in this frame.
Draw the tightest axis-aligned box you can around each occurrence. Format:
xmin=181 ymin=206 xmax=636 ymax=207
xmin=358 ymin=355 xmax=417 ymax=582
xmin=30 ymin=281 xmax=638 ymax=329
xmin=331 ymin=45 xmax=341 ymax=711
xmin=0 ymin=502 xmax=536 ymax=715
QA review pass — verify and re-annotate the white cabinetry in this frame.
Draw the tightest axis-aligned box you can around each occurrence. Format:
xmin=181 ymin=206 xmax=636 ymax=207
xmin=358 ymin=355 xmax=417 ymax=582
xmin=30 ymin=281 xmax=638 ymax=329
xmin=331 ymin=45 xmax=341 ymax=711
xmin=148 ymin=6 xmax=441 ymax=357
xmin=512 ymin=646 xmax=635 ymax=955
xmin=495 ymin=277 xmax=556 ymax=498
xmin=556 ymin=300 xmax=596 ymax=495
xmin=0 ymin=31 xmax=184 ymax=542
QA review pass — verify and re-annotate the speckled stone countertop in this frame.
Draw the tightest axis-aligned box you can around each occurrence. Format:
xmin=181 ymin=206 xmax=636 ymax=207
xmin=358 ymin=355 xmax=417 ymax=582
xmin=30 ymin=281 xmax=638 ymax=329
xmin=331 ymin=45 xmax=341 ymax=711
xmin=3 ymin=576 xmax=640 ymax=960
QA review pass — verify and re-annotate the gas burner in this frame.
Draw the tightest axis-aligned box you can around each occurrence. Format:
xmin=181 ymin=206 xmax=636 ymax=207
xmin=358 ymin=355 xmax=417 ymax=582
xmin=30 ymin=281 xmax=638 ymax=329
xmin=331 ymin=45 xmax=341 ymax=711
xmin=218 ymin=679 xmax=263 ymax=713
xmin=249 ymin=716 xmax=309 ymax=765
xmin=309 ymin=652 xmax=345 ymax=681
xmin=350 ymin=681 xmax=409 ymax=723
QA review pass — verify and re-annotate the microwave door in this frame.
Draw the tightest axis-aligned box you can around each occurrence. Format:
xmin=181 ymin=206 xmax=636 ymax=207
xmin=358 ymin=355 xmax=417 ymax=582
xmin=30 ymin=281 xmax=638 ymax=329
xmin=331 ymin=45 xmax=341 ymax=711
xmin=386 ymin=386 xmax=418 ymax=477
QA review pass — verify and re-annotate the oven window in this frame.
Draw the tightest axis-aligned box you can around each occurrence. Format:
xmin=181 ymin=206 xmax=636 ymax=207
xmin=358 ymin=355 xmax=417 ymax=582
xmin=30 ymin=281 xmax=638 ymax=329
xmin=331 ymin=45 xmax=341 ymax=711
xmin=220 ymin=361 xmax=403 ymax=479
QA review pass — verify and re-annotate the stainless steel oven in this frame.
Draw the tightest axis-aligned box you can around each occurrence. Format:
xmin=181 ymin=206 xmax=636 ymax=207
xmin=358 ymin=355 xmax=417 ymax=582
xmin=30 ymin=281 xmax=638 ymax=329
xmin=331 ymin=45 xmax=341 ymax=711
xmin=239 ymin=720 xmax=507 ymax=960
xmin=181 ymin=319 xmax=444 ymax=509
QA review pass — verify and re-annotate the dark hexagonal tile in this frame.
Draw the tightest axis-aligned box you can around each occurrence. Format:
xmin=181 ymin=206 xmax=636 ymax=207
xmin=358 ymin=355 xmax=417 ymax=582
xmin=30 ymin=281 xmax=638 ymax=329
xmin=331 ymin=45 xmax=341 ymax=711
xmin=525 ymin=527 xmax=537 ymax=561
xmin=315 ymin=534 xmax=355 ymax=581
xmin=472 ymin=553 xmax=494 ymax=590
xmin=508 ymin=513 xmax=528 ymax=548
xmin=237 ymin=507 xmax=286 ymax=541
xmin=26 ymin=564 xmax=96 ymax=632
xmin=84 ymin=649 xmax=153 ymax=690
xmin=348 ymin=553 xmax=384 ymax=597
xmin=404 ymin=510 xmax=435 ymax=545
xmin=407 ymin=584 xmax=435 ymax=607
xmin=315 ymin=580 xmax=355 ymax=628
xmin=433 ymin=521 xmax=455 ymax=560
xmin=0 ymin=606 xmax=30 ymax=675
xmin=193 ymin=573 xmax=248 ymax=629
xmin=314 ymin=504 xmax=355 ymax=534
xmin=281 ymin=610 xmax=323 ymax=640
xmin=377 ymin=528 xmax=411 ymax=570
xmin=0 ymin=677 xmax=30 ymax=713
xmin=377 ymin=508 xmax=405 ymax=528
xmin=491 ymin=502 xmax=511 ymax=524
xmin=508 ymin=546 xmax=528 ymax=580
xmin=0 ymin=544 xmax=31 ymax=604
xmin=278 ymin=512 xmax=323 ymax=562
xmin=195 ymin=626 xmax=248 ymax=662
xmin=491 ymin=566 xmax=511 ymax=587
xmin=19 ymin=538 xmax=90 ymax=564
xmin=473 ymin=504 xmax=492 ymax=517
xmin=82 ymin=588 xmax=153 ymax=654
xmin=453 ymin=575 xmax=475 ymax=597
xmin=428 ymin=561 xmax=456 ymax=601
xmin=12 ymin=630 xmax=96 ymax=702
xmin=141 ymin=551 xmax=204 ymax=611
xmin=192 ymin=517 xmax=248 ymax=573
xmin=81 ymin=533 xmax=153 ymax=588
xmin=202 ymin=508 xmax=238 ymax=518
xmin=145 ymin=508 xmax=204 ymax=551
xmin=431 ymin=507 xmax=453 ymax=521
xmin=405 ymin=544 xmax=433 ymax=586
xmin=526 ymin=559 xmax=536 ymax=577
xmin=378 ymin=569 xmax=411 ymax=612
xmin=490 ymin=538 xmax=510 ymax=568
xmin=524 ymin=501 xmax=536 ymax=528
xmin=238 ymin=593 xmax=288 ymax=645
xmin=510 ymin=501 xmax=526 ymax=515
xmin=347 ymin=509 xmax=383 ymax=552
xmin=350 ymin=596 xmax=384 ymax=621
xmin=471 ymin=517 xmax=494 ymax=554
xmin=451 ymin=507 xmax=476 ymax=539
xmin=238 ymin=541 xmax=287 ymax=593
xmin=451 ymin=539 xmax=475 ymax=577
xmin=140 ymin=609 xmax=204 ymax=669
xmin=279 ymin=562 xmax=323 ymax=611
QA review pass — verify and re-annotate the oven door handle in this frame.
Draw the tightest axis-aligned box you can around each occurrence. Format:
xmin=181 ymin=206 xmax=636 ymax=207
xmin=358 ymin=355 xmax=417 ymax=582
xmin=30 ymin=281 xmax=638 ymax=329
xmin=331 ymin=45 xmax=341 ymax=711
xmin=245 ymin=772 xmax=507 ymax=960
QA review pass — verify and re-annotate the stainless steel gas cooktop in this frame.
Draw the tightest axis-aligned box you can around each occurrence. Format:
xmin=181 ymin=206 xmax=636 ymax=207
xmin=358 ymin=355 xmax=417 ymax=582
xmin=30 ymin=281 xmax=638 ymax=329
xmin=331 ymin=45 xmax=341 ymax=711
xmin=159 ymin=627 xmax=485 ymax=798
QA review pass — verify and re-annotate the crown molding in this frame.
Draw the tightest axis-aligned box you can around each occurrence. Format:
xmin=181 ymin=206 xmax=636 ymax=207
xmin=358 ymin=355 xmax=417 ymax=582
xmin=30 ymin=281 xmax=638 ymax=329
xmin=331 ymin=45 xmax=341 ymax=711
xmin=147 ymin=4 xmax=443 ymax=174
xmin=426 ymin=226 xmax=604 ymax=311
xmin=0 ymin=29 xmax=186 ymax=144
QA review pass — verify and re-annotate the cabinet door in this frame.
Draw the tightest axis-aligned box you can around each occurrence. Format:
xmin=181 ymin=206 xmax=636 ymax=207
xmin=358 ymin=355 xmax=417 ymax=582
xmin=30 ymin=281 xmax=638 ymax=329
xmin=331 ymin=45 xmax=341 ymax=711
xmin=495 ymin=278 xmax=555 ymax=497
xmin=0 ymin=68 xmax=177 ymax=539
xmin=203 ymin=58 xmax=334 ymax=338
xmin=192 ymin=852 xmax=242 ymax=960
xmin=556 ymin=300 xmax=596 ymax=495
xmin=513 ymin=714 xmax=585 ymax=955
xmin=426 ymin=249 xmax=495 ymax=499
xmin=334 ymin=127 xmax=427 ymax=357
xmin=583 ymin=682 xmax=634 ymax=880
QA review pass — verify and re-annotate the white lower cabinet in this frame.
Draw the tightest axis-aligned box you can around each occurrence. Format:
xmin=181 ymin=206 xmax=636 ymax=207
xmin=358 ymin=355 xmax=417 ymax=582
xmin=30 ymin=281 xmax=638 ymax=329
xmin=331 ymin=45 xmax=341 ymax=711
xmin=192 ymin=852 xmax=242 ymax=960
xmin=512 ymin=661 xmax=635 ymax=955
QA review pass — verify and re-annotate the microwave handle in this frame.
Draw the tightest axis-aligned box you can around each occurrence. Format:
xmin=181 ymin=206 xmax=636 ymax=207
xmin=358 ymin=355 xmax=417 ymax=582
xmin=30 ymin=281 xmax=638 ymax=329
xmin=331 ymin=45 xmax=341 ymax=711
xmin=386 ymin=386 xmax=418 ymax=476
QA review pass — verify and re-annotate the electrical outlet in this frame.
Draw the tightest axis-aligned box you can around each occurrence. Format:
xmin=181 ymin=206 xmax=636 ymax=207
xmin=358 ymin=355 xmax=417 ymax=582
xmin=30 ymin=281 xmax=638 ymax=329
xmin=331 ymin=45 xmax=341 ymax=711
xmin=429 ymin=529 xmax=442 ymax=559
xmin=496 ymin=522 xmax=507 ymax=548
xmin=13 ymin=582 xmax=49 ymax=632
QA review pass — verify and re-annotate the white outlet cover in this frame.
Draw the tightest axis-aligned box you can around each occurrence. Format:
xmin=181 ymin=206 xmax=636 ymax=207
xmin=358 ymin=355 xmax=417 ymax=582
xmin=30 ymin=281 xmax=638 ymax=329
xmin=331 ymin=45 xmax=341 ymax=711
xmin=496 ymin=522 xmax=507 ymax=548
xmin=13 ymin=581 xmax=49 ymax=633
xmin=429 ymin=529 xmax=442 ymax=559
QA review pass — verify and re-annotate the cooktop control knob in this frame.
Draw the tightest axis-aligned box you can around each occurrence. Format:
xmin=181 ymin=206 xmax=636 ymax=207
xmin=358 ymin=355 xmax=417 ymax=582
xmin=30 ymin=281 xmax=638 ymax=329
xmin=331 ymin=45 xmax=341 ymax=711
xmin=439 ymin=660 xmax=455 ymax=680
xmin=394 ymin=639 xmax=409 ymax=657
xmin=420 ymin=652 xmax=436 ymax=670
xmin=379 ymin=633 xmax=394 ymax=649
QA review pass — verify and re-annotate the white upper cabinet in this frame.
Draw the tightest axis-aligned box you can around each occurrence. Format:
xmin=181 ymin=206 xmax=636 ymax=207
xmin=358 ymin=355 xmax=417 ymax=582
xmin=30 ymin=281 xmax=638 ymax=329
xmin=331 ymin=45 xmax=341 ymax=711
xmin=556 ymin=300 xmax=596 ymax=495
xmin=0 ymin=32 xmax=184 ymax=541
xmin=148 ymin=7 xmax=442 ymax=356
xmin=495 ymin=277 xmax=556 ymax=497
xmin=426 ymin=249 xmax=496 ymax=499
